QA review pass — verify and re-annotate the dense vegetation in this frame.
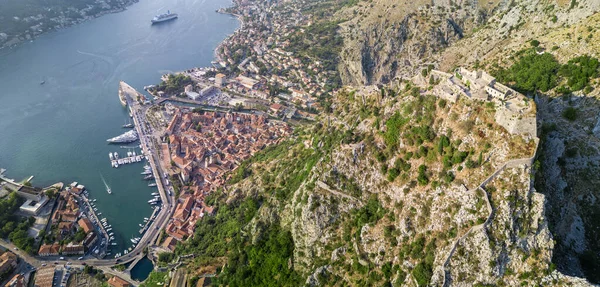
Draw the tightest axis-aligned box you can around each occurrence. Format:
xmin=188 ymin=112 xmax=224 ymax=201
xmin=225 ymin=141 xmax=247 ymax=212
xmin=383 ymin=111 xmax=409 ymax=149
xmin=0 ymin=192 xmax=35 ymax=253
xmin=156 ymin=74 xmax=193 ymax=96
xmin=559 ymin=55 xmax=599 ymax=92
xmin=493 ymin=50 xmax=560 ymax=93
xmin=139 ymin=271 xmax=169 ymax=287
xmin=176 ymin=192 xmax=302 ymax=286
xmin=286 ymin=20 xmax=344 ymax=90
xmin=492 ymin=49 xmax=599 ymax=94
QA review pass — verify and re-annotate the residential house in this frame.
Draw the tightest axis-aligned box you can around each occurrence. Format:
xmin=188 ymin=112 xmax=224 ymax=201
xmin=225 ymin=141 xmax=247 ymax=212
xmin=38 ymin=243 xmax=60 ymax=257
xmin=78 ymin=218 xmax=94 ymax=234
xmin=83 ymin=232 xmax=98 ymax=250
xmin=6 ymin=274 xmax=26 ymax=287
xmin=162 ymin=236 xmax=178 ymax=252
xmin=108 ymin=276 xmax=131 ymax=287
xmin=61 ymin=243 xmax=84 ymax=255
xmin=34 ymin=267 xmax=55 ymax=287
xmin=0 ymin=251 xmax=17 ymax=274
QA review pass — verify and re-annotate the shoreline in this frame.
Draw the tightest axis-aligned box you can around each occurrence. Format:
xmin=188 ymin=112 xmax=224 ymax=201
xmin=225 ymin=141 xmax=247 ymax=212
xmin=0 ymin=0 xmax=139 ymax=51
xmin=214 ymin=7 xmax=244 ymax=63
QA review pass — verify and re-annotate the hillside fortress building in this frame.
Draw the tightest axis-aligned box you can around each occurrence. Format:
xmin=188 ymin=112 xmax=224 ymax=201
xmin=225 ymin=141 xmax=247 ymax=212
xmin=430 ymin=67 xmax=536 ymax=136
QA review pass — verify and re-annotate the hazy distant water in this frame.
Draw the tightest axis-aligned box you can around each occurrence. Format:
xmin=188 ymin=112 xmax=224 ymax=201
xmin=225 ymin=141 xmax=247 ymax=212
xmin=0 ymin=0 xmax=238 ymax=251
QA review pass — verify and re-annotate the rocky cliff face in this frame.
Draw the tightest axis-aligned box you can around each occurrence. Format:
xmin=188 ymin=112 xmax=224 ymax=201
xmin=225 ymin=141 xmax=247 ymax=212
xmin=433 ymin=0 xmax=600 ymax=282
xmin=216 ymin=79 xmax=587 ymax=285
xmin=335 ymin=0 xmax=493 ymax=85
xmin=535 ymin=94 xmax=600 ymax=283
xmin=176 ymin=0 xmax=600 ymax=285
xmin=335 ymin=0 xmax=600 ymax=86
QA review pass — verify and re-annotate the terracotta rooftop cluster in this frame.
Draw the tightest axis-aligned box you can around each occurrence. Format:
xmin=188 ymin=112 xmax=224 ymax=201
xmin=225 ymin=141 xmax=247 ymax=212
xmin=161 ymin=109 xmax=291 ymax=249
xmin=39 ymin=188 xmax=97 ymax=256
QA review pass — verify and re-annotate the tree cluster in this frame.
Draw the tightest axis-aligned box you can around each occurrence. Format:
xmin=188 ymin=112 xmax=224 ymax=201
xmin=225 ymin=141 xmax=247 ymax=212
xmin=0 ymin=193 xmax=35 ymax=253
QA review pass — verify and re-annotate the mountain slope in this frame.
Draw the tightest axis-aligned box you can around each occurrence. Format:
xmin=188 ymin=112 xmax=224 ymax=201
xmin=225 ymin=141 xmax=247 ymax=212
xmin=169 ymin=0 xmax=600 ymax=286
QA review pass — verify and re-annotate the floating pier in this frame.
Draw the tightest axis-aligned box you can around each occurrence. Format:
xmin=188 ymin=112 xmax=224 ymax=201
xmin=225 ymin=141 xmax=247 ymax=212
xmin=109 ymin=151 xmax=146 ymax=168
xmin=139 ymin=207 xmax=160 ymax=234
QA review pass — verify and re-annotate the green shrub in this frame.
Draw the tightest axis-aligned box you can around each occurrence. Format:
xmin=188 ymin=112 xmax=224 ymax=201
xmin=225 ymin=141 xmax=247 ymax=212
xmin=562 ymin=107 xmax=577 ymax=121
xmin=384 ymin=112 xmax=409 ymax=148
xmin=493 ymin=50 xmax=560 ymax=93
xmin=417 ymin=165 xmax=429 ymax=186
xmin=559 ymin=55 xmax=600 ymax=91
xmin=412 ymin=262 xmax=433 ymax=286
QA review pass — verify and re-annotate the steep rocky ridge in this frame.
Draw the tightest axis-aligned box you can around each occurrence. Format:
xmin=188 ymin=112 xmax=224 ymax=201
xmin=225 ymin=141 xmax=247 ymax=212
xmin=177 ymin=73 xmax=589 ymax=285
xmin=432 ymin=1 xmax=600 ymax=282
xmin=334 ymin=0 xmax=501 ymax=85
xmin=331 ymin=0 xmax=600 ymax=282
xmin=438 ymin=0 xmax=600 ymax=72
xmin=169 ymin=0 xmax=600 ymax=285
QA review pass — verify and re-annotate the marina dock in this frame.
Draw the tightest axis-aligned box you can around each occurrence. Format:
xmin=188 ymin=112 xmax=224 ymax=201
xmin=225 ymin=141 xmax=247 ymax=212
xmin=109 ymin=151 xmax=146 ymax=168
xmin=75 ymin=188 xmax=112 ymax=257
xmin=139 ymin=207 xmax=160 ymax=234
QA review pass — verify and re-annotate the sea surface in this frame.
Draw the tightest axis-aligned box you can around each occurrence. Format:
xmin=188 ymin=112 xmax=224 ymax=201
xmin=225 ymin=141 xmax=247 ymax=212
xmin=0 ymin=0 xmax=238 ymax=253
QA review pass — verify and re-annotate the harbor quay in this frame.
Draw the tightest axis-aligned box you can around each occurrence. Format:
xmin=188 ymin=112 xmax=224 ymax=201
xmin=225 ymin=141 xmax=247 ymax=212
xmin=0 ymin=83 xmax=177 ymax=269
xmin=118 ymin=81 xmax=176 ymax=260
xmin=36 ymin=182 xmax=113 ymax=260
xmin=73 ymin=187 xmax=112 ymax=257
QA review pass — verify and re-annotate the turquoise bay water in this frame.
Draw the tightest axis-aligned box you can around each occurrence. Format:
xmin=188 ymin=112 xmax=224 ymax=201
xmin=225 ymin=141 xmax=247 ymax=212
xmin=0 ymin=0 xmax=238 ymax=252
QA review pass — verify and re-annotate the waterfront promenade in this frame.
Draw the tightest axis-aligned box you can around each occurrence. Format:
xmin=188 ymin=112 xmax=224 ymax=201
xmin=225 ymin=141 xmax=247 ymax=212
xmin=121 ymin=82 xmax=176 ymax=268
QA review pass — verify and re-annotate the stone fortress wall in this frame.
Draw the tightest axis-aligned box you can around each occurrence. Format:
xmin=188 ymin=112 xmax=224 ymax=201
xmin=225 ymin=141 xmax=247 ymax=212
xmin=432 ymin=68 xmax=541 ymax=287
xmin=429 ymin=67 xmax=537 ymax=137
